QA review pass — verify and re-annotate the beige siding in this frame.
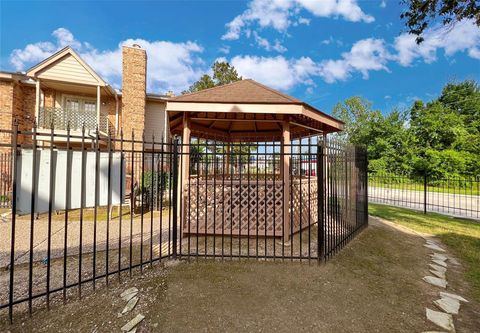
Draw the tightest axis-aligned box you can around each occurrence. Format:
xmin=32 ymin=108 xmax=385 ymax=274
xmin=145 ymin=101 xmax=168 ymax=141
xmin=37 ymin=54 xmax=100 ymax=85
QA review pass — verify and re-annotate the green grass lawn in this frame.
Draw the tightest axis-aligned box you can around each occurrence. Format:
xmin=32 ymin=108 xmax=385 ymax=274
xmin=369 ymin=203 xmax=480 ymax=300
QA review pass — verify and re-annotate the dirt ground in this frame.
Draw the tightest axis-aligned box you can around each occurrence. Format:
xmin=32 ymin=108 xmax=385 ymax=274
xmin=1 ymin=218 xmax=479 ymax=332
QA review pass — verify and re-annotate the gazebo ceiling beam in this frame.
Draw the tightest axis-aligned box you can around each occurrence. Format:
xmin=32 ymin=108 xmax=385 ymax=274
xmin=290 ymin=121 xmax=323 ymax=133
xmin=169 ymin=112 xmax=184 ymax=123
xmin=190 ymin=122 xmax=228 ymax=137
xmin=227 ymin=120 xmax=235 ymax=133
xmin=229 ymin=129 xmax=280 ymax=134
xmin=189 ymin=112 xmax=285 ymax=122
xmin=191 ymin=118 xmax=282 ymax=123
xmin=171 ymin=121 xmax=183 ymax=131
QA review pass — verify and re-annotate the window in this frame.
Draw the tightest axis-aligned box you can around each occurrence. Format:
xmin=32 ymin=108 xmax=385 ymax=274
xmin=62 ymin=95 xmax=99 ymax=130
xmin=63 ymin=96 xmax=96 ymax=113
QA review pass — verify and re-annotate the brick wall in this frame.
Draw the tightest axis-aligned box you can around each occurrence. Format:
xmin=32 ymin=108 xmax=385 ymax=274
xmin=121 ymin=45 xmax=146 ymax=140
xmin=0 ymin=81 xmax=14 ymax=151
xmin=16 ymin=86 xmax=35 ymax=144
xmin=103 ymin=95 xmax=118 ymax=135
xmin=0 ymin=80 xmax=37 ymax=150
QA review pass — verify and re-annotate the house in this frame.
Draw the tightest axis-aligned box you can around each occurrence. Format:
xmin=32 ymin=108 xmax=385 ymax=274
xmin=0 ymin=44 xmax=170 ymax=150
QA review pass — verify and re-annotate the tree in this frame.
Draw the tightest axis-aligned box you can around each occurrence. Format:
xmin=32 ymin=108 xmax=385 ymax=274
xmin=409 ymin=101 xmax=465 ymax=150
xmin=400 ymin=0 xmax=480 ymax=43
xmin=332 ymin=96 xmax=383 ymax=145
xmin=335 ymin=80 xmax=480 ymax=178
xmin=183 ymin=61 xmax=242 ymax=94
xmin=332 ymin=96 xmax=411 ymax=175
xmin=185 ymin=74 xmax=215 ymax=93
xmin=183 ymin=61 xmax=254 ymax=167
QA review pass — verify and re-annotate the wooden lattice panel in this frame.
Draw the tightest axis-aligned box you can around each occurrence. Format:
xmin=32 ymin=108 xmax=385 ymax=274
xmin=291 ymin=178 xmax=318 ymax=233
xmin=183 ymin=179 xmax=283 ymax=236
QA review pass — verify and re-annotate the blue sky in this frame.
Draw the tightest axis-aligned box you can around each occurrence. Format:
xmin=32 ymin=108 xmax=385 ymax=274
xmin=1 ymin=0 xmax=479 ymax=115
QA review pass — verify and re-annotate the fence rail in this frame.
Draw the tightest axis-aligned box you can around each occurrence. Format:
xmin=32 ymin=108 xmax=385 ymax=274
xmin=0 ymin=125 xmax=367 ymax=323
xmin=368 ymin=174 xmax=480 ymax=220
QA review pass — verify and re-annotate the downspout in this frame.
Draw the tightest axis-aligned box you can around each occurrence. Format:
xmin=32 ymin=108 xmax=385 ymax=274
xmin=114 ymin=90 xmax=119 ymax=136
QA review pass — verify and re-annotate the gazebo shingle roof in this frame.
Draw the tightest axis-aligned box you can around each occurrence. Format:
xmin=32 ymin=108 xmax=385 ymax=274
xmin=171 ymin=79 xmax=302 ymax=104
xmin=167 ymin=79 xmax=343 ymax=141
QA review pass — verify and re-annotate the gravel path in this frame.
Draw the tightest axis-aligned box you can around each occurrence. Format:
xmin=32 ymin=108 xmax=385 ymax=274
xmin=0 ymin=214 xmax=175 ymax=268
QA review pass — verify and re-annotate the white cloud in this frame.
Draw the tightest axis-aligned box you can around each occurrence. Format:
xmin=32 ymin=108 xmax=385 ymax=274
xmin=253 ymin=32 xmax=287 ymax=52
xmin=10 ymin=42 xmax=56 ymax=70
xmin=297 ymin=17 xmax=311 ymax=25
xmin=468 ymin=47 xmax=480 ymax=59
xmin=52 ymin=28 xmax=82 ymax=49
xmin=222 ymin=0 xmax=373 ymax=40
xmin=394 ymin=19 xmax=480 ymax=66
xmin=229 ymin=39 xmax=389 ymax=88
xmin=230 ymin=55 xmax=320 ymax=90
xmin=219 ymin=45 xmax=230 ymax=54
xmin=319 ymin=38 xmax=390 ymax=83
xmin=380 ymin=0 xmax=386 ymax=8
xmin=222 ymin=0 xmax=292 ymax=40
xmin=298 ymin=0 xmax=374 ymax=23
xmin=320 ymin=36 xmax=343 ymax=46
xmin=9 ymin=28 xmax=206 ymax=93
xmin=9 ymin=27 xmax=86 ymax=70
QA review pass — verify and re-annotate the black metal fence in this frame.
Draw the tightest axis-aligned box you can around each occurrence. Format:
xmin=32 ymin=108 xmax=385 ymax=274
xmin=369 ymin=173 xmax=480 ymax=220
xmin=179 ymin=138 xmax=367 ymax=261
xmin=0 ymin=124 xmax=367 ymax=322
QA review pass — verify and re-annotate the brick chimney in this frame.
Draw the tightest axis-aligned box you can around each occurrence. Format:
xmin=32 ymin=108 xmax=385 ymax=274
xmin=122 ymin=44 xmax=147 ymax=138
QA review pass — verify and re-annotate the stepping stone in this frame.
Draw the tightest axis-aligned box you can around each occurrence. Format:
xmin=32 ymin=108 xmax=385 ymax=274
xmin=432 ymin=259 xmax=447 ymax=268
xmin=434 ymin=297 xmax=460 ymax=314
xmin=429 ymin=264 xmax=447 ymax=274
xmin=122 ymin=296 xmax=139 ymax=314
xmin=423 ymin=276 xmax=447 ymax=288
xmin=425 ymin=244 xmax=446 ymax=252
xmin=426 ymin=308 xmax=454 ymax=331
xmin=122 ymin=291 xmax=138 ymax=302
xmin=440 ymin=291 xmax=468 ymax=303
xmin=448 ymin=257 xmax=461 ymax=266
xmin=430 ymin=270 xmax=446 ymax=279
xmin=121 ymin=314 xmax=145 ymax=332
xmin=121 ymin=287 xmax=139 ymax=301
xmin=431 ymin=253 xmax=448 ymax=261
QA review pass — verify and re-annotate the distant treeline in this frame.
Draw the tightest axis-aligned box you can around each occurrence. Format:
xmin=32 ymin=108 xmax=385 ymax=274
xmin=332 ymin=80 xmax=480 ymax=179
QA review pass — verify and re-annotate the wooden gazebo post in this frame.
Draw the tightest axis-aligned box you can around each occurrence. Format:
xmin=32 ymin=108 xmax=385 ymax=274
xmin=180 ymin=113 xmax=191 ymax=234
xmin=282 ymin=119 xmax=291 ymax=241
xmin=225 ymin=143 xmax=230 ymax=175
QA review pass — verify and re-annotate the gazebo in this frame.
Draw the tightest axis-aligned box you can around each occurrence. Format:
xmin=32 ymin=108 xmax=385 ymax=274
xmin=166 ymin=79 xmax=344 ymax=241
